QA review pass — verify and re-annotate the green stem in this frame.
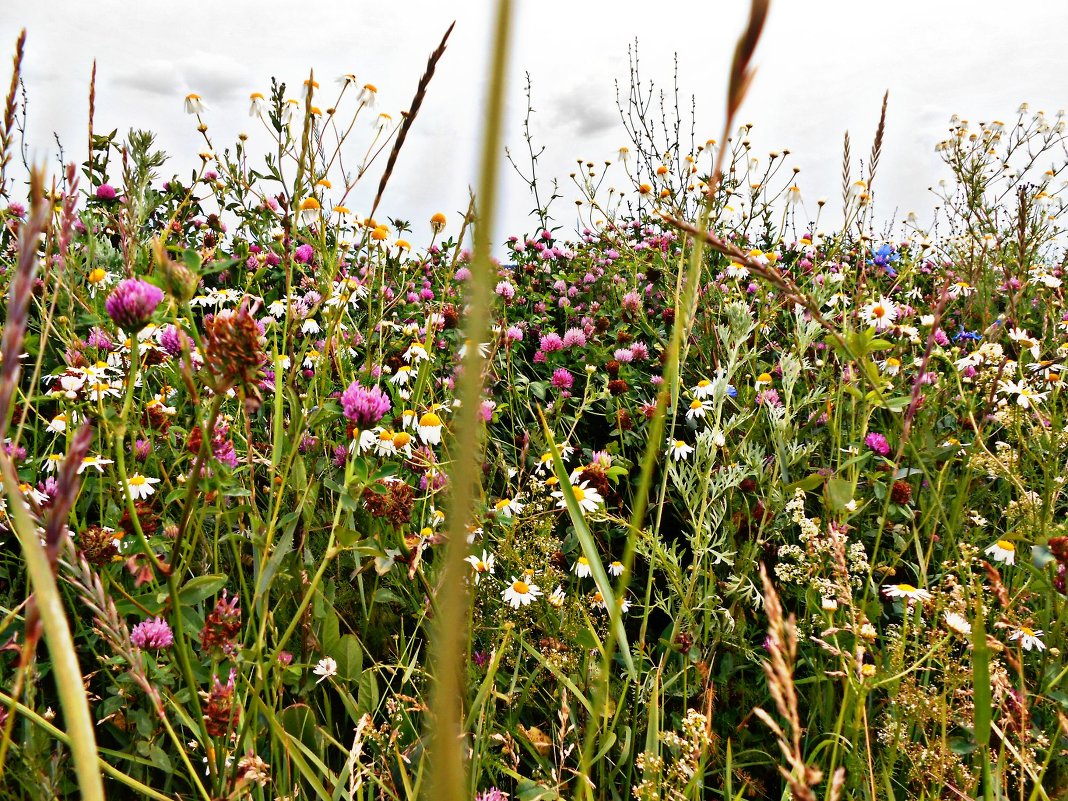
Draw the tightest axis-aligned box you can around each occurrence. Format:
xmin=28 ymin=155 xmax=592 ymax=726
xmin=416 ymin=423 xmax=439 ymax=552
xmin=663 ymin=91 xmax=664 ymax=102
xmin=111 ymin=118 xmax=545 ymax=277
xmin=0 ymin=452 xmax=104 ymax=801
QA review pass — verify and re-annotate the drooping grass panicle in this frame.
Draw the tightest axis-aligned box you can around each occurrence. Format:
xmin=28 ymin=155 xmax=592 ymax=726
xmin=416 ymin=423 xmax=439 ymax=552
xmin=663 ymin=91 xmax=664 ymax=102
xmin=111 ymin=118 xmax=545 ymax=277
xmin=368 ymin=21 xmax=455 ymax=222
xmin=867 ymin=90 xmax=889 ymax=193
xmin=840 ymin=130 xmax=851 ymax=213
xmin=753 ymin=564 xmax=843 ymax=801
xmin=726 ymin=0 xmax=769 ymax=125
xmin=0 ymin=167 xmax=48 ymax=442
xmin=0 ymin=29 xmax=25 ymax=200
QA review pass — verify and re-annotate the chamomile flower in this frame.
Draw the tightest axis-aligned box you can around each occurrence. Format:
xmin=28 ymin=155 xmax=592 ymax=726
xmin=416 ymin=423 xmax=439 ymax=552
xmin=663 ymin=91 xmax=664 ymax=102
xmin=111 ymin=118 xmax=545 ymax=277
xmin=417 ymin=412 xmax=443 ymax=445
xmin=686 ymin=398 xmax=713 ymax=420
xmin=984 ymin=539 xmax=1016 ymax=565
xmin=404 ymin=342 xmax=430 ymax=363
xmin=943 ymin=611 xmax=972 ymax=636
xmin=998 ymin=379 xmax=1047 ymax=409
xmin=464 ymin=550 xmax=495 ymax=583
xmin=390 ymin=365 xmax=414 ymax=386
xmin=860 ymin=297 xmax=898 ymax=330
xmin=248 ymin=92 xmax=267 ymax=118
xmin=313 ymin=657 xmax=338 ymax=683
xmin=552 ymin=481 xmax=603 ymax=515
xmin=78 ymin=455 xmax=114 ymax=474
xmin=41 ymin=453 xmax=65 ymax=473
xmin=608 ymin=560 xmax=625 ymax=577
xmin=572 ymin=556 xmax=592 ymax=578
xmin=184 ymin=93 xmax=205 ymax=115
xmin=692 ymin=379 xmax=715 ymax=399
xmin=668 ymin=438 xmax=694 ymax=461
xmin=126 ymin=474 xmax=161 ymax=500
xmin=1009 ymin=626 xmax=1045 ymax=651
xmin=493 ymin=496 xmax=523 ymax=518
xmin=882 ymin=583 xmax=933 ymax=602
xmin=548 ymin=585 xmax=566 ymax=608
xmin=502 ymin=577 xmax=542 ymax=609
xmin=47 ymin=411 xmax=76 ymax=433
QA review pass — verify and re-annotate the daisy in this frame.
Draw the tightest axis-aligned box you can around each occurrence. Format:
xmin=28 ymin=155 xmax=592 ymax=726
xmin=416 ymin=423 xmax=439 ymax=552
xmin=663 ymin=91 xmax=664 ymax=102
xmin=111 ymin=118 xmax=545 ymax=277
xmin=552 ymin=481 xmax=603 ymax=515
xmin=78 ymin=455 xmax=114 ymax=474
xmin=608 ymin=560 xmax=625 ymax=577
xmin=984 ymin=539 xmax=1016 ymax=565
xmin=878 ymin=356 xmax=902 ymax=376
xmin=548 ymin=585 xmax=566 ymax=608
xmin=184 ymin=93 xmax=205 ymax=115
xmin=42 ymin=453 xmax=65 ymax=473
xmin=404 ymin=342 xmax=430 ymax=363
xmin=860 ymin=296 xmax=898 ymax=330
xmin=882 ymin=583 xmax=933 ymax=602
xmin=998 ymin=379 xmax=1048 ymax=409
xmin=127 ymin=474 xmax=161 ymax=500
xmin=692 ymin=379 xmax=715 ymax=399
xmin=390 ymin=365 xmax=414 ymax=386
xmin=943 ymin=611 xmax=972 ymax=636
xmin=417 ymin=412 xmax=443 ymax=444
xmin=248 ymin=92 xmax=267 ymax=118
xmin=572 ymin=556 xmax=592 ymax=578
xmin=668 ymin=439 xmax=694 ymax=461
xmin=1009 ymin=626 xmax=1046 ymax=651
xmin=391 ymin=431 xmax=414 ymax=457
xmin=493 ymin=496 xmax=523 ymax=518
xmin=464 ymin=551 xmax=495 ymax=583
xmin=313 ymin=657 xmax=338 ymax=683
xmin=374 ymin=429 xmax=398 ymax=457
xmin=502 ymin=577 xmax=543 ymax=609
xmin=686 ymin=398 xmax=713 ymax=421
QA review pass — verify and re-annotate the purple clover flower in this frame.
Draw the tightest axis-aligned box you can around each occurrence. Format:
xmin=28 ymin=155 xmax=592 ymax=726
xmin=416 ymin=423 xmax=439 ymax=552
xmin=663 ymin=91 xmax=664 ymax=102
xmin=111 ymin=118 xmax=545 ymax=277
xmin=105 ymin=278 xmax=164 ymax=331
xmin=551 ymin=368 xmax=574 ymax=391
xmin=865 ymin=432 xmax=891 ymax=457
xmin=340 ymin=381 xmax=391 ymax=427
xmin=130 ymin=617 xmax=174 ymax=649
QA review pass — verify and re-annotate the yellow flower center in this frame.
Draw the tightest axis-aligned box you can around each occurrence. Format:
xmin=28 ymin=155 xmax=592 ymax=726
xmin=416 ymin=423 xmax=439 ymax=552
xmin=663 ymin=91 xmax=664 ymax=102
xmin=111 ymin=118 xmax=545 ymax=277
xmin=897 ymin=583 xmax=916 ymax=593
xmin=512 ymin=580 xmax=529 ymax=595
xmin=419 ymin=412 xmax=441 ymax=427
xmin=88 ymin=268 xmax=106 ymax=284
xmin=996 ymin=540 xmax=1015 ymax=551
xmin=572 ymin=486 xmax=586 ymax=502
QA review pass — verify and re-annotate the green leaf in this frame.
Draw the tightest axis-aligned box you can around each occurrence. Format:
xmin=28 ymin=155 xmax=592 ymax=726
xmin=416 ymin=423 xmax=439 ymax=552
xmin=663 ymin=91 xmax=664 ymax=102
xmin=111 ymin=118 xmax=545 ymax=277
xmin=825 ymin=478 xmax=853 ymax=512
xmin=178 ymin=574 xmax=228 ymax=606
xmin=972 ymin=592 xmax=992 ymax=748
xmin=328 ymin=635 xmax=364 ymax=681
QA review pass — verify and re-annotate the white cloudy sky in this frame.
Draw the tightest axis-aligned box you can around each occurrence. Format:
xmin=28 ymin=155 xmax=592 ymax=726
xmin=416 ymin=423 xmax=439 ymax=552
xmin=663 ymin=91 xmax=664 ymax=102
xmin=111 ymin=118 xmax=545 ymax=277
xmin=4 ymin=1 xmax=1068 ymax=243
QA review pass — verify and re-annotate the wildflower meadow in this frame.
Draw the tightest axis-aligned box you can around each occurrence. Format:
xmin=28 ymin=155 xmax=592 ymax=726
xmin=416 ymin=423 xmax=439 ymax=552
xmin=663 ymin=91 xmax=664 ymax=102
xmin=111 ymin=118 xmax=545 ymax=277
xmin=1 ymin=2 xmax=1067 ymax=799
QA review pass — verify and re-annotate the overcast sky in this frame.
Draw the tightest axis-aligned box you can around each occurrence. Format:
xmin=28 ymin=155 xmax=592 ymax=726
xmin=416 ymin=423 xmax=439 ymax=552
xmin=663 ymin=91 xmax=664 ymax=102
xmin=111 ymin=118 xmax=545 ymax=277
xmin=4 ymin=1 xmax=1068 ymax=245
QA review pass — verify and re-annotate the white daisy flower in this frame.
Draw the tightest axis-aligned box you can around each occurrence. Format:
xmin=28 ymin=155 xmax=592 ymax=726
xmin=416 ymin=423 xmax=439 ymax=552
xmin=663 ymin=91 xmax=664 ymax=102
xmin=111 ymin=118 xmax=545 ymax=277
xmin=860 ymin=296 xmax=898 ymax=331
xmin=552 ymin=481 xmax=603 ymax=515
xmin=692 ymin=379 xmax=715 ymax=399
xmin=882 ymin=583 xmax=932 ymax=602
xmin=127 ymin=474 xmax=161 ymax=500
xmin=984 ymin=539 xmax=1016 ymax=566
xmin=313 ymin=657 xmax=338 ymax=683
xmin=417 ymin=412 xmax=443 ymax=445
xmin=572 ymin=556 xmax=592 ymax=578
xmin=608 ymin=560 xmax=624 ymax=577
xmin=668 ymin=439 xmax=694 ymax=461
xmin=502 ymin=577 xmax=542 ymax=609
xmin=943 ymin=611 xmax=972 ymax=636
xmin=686 ymin=398 xmax=713 ymax=421
xmin=464 ymin=551 xmax=495 ymax=583
xmin=78 ymin=455 xmax=114 ymax=474
xmin=1009 ymin=626 xmax=1045 ymax=651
